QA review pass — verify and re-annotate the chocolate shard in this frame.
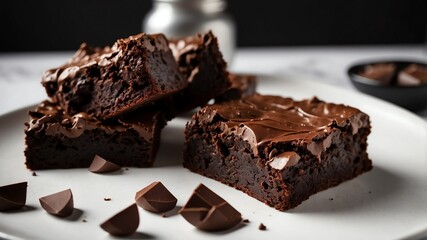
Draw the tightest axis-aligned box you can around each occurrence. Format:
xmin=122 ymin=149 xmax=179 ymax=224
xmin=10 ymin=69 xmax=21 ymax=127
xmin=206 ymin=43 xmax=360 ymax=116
xmin=360 ymin=63 xmax=395 ymax=84
xmin=397 ymin=64 xmax=427 ymax=86
xmin=39 ymin=189 xmax=74 ymax=217
xmin=0 ymin=182 xmax=27 ymax=211
xmin=135 ymin=181 xmax=177 ymax=213
xmin=100 ymin=203 xmax=139 ymax=236
xmin=88 ymin=155 xmax=121 ymax=173
xmin=180 ymin=184 xmax=242 ymax=231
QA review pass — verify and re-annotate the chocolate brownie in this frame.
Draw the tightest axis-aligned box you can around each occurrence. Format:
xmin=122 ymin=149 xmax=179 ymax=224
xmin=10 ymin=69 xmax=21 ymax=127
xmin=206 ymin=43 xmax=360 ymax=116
xmin=42 ymin=33 xmax=187 ymax=119
xmin=183 ymin=94 xmax=372 ymax=211
xmin=215 ymin=73 xmax=257 ymax=102
xmin=25 ymin=101 xmax=165 ymax=169
xmin=169 ymin=31 xmax=230 ymax=113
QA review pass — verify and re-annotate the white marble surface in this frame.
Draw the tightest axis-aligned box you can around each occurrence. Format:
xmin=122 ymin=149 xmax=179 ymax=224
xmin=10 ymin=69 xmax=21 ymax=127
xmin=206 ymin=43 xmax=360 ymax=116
xmin=0 ymin=46 xmax=426 ymax=120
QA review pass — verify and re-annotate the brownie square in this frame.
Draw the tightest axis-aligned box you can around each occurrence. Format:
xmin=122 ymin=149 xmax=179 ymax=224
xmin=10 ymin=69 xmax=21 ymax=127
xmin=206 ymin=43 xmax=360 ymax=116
xmin=42 ymin=33 xmax=187 ymax=120
xmin=169 ymin=31 xmax=230 ymax=113
xmin=183 ymin=94 xmax=372 ymax=211
xmin=24 ymin=101 xmax=165 ymax=169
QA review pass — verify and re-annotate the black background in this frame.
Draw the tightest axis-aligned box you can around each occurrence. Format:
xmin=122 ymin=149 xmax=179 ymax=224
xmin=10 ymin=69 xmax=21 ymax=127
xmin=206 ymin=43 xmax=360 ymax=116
xmin=1 ymin=0 xmax=426 ymax=52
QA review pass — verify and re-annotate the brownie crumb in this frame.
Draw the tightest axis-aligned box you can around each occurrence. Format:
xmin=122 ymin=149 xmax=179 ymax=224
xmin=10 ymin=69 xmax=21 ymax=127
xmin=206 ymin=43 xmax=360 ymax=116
xmin=259 ymin=223 xmax=267 ymax=231
xmin=32 ymin=172 xmax=37 ymax=176
xmin=368 ymin=191 xmax=372 ymax=194
xmin=329 ymin=198 xmax=334 ymax=201
xmin=125 ymin=168 xmax=129 ymax=171
xmin=104 ymin=197 xmax=111 ymax=201
xmin=162 ymin=214 xmax=167 ymax=218
xmin=82 ymin=219 xmax=87 ymax=223
xmin=243 ymin=219 xmax=250 ymax=223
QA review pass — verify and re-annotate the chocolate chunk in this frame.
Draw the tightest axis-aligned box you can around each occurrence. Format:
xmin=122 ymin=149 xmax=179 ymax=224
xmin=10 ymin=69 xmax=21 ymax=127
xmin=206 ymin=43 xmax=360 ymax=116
xmin=179 ymin=184 xmax=242 ymax=231
xmin=0 ymin=182 xmax=27 ymax=211
xmin=100 ymin=203 xmax=139 ymax=236
xmin=135 ymin=181 xmax=177 ymax=213
xmin=360 ymin=63 xmax=395 ymax=84
xmin=39 ymin=189 xmax=74 ymax=217
xmin=268 ymin=151 xmax=301 ymax=170
xmin=397 ymin=64 xmax=427 ymax=86
xmin=243 ymin=219 xmax=250 ymax=223
xmin=32 ymin=172 xmax=37 ymax=176
xmin=104 ymin=197 xmax=111 ymax=201
xmin=88 ymin=155 xmax=121 ymax=173
xmin=258 ymin=223 xmax=267 ymax=230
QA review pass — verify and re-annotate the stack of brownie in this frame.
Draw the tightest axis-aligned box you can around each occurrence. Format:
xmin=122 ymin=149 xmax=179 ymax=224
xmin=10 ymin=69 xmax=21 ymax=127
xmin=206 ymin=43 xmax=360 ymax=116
xmin=25 ymin=30 xmax=372 ymax=212
xmin=25 ymin=31 xmax=238 ymax=169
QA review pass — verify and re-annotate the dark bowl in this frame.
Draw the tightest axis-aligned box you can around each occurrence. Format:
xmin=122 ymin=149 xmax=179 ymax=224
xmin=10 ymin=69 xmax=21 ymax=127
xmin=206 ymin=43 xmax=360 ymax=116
xmin=348 ymin=59 xmax=427 ymax=112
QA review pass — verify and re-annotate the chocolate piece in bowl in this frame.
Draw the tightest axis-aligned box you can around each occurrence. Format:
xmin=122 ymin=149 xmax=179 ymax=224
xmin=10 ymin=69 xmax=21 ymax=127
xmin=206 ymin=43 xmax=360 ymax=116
xmin=397 ymin=64 xmax=427 ymax=86
xmin=359 ymin=63 xmax=395 ymax=85
xmin=0 ymin=182 xmax=27 ymax=212
xmin=42 ymin=33 xmax=187 ymax=120
xmin=100 ymin=203 xmax=139 ymax=236
xmin=135 ymin=181 xmax=177 ymax=213
xmin=25 ymin=101 xmax=165 ymax=169
xmin=184 ymin=94 xmax=372 ymax=211
xmin=179 ymin=184 xmax=242 ymax=232
xmin=39 ymin=189 xmax=74 ymax=217
xmin=169 ymin=31 xmax=231 ymax=113
xmin=88 ymin=155 xmax=121 ymax=173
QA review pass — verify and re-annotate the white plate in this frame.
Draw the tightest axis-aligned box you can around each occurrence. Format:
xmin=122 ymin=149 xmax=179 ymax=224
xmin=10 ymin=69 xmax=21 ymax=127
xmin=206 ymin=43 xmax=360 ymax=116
xmin=1 ymin=75 xmax=427 ymax=240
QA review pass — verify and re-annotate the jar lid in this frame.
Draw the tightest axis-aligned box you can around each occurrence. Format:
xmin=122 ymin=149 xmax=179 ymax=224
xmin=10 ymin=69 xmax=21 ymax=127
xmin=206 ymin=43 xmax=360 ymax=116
xmin=155 ymin=0 xmax=227 ymax=12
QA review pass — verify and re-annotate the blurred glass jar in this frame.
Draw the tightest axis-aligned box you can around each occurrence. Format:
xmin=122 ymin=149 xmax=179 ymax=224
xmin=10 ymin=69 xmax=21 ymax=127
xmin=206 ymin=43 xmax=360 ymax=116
xmin=143 ymin=0 xmax=236 ymax=64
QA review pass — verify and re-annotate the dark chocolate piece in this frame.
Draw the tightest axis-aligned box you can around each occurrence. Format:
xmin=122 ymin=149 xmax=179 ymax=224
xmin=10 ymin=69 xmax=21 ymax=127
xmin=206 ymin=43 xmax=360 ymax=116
xmin=100 ymin=203 xmax=139 ymax=236
xmin=258 ymin=223 xmax=267 ymax=230
xmin=169 ymin=31 xmax=230 ymax=113
xmin=215 ymin=73 xmax=257 ymax=102
xmin=184 ymin=94 xmax=372 ymax=211
xmin=397 ymin=64 xmax=427 ymax=86
xmin=39 ymin=189 xmax=74 ymax=217
xmin=42 ymin=33 xmax=187 ymax=119
xmin=89 ymin=155 xmax=121 ymax=173
xmin=359 ymin=63 xmax=395 ymax=84
xmin=135 ymin=181 xmax=177 ymax=213
xmin=25 ymin=101 xmax=165 ymax=169
xmin=0 ymin=182 xmax=27 ymax=212
xmin=179 ymin=184 xmax=242 ymax=231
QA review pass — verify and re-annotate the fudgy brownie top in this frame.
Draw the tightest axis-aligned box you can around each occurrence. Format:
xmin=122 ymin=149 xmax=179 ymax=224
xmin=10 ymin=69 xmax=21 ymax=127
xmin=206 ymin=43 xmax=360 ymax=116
xmin=26 ymin=101 xmax=162 ymax=139
xmin=194 ymin=94 xmax=368 ymax=155
xmin=42 ymin=33 xmax=171 ymax=97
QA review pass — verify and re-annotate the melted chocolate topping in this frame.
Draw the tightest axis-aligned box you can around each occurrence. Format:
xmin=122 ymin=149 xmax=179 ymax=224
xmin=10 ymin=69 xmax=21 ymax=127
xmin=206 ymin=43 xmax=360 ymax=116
xmin=27 ymin=101 xmax=160 ymax=139
xmin=199 ymin=94 xmax=364 ymax=153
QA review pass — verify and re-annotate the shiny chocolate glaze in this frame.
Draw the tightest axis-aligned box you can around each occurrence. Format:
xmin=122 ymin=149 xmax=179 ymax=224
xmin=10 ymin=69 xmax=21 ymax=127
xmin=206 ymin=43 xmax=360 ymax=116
xmin=197 ymin=94 xmax=367 ymax=157
xmin=26 ymin=101 xmax=161 ymax=139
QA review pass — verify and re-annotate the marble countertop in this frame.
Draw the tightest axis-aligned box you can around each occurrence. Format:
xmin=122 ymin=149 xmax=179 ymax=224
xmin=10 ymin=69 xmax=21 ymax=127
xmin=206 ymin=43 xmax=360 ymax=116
xmin=0 ymin=45 xmax=426 ymax=120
